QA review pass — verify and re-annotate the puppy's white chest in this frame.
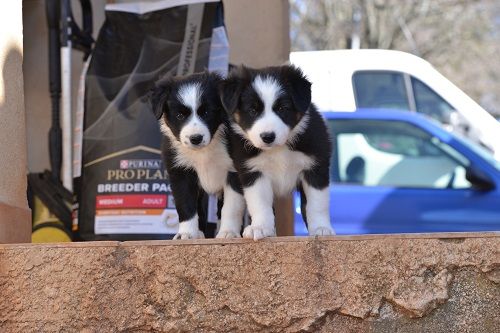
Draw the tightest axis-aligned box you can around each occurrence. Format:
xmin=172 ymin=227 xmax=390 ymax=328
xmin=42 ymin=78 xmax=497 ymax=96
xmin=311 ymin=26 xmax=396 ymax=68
xmin=174 ymin=138 xmax=233 ymax=194
xmin=247 ymin=147 xmax=314 ymax=196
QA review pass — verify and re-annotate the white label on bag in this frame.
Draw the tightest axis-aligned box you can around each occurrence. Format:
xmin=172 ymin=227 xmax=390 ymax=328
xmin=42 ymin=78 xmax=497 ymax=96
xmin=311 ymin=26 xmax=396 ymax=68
xmin=177 ymin=3 xmax=205 ymax=76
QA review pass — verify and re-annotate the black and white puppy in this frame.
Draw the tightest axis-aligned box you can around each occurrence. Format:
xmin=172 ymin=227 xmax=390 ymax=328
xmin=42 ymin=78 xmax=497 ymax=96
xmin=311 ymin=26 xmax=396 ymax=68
xmin=219 ymin=65 xmax=335 ymax=240
xmin=150 ymin=72 xmax=245 ymax=239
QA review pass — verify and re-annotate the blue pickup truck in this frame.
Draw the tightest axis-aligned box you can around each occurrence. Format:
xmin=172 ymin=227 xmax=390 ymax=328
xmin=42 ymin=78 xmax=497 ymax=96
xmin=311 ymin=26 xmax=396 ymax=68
xmin=294 ymin=110 xmax=500 ymax=235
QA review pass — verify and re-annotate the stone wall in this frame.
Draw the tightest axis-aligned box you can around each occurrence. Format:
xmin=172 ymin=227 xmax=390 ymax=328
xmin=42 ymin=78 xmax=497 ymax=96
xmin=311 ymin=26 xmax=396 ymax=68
xmin=0 ymin=233 xmax=498 ymax=332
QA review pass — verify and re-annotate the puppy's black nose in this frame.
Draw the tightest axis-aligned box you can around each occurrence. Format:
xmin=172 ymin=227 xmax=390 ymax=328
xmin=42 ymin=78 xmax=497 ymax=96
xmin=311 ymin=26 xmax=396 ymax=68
xmin=189 ymin=134 xmax=203 ymax=145
xmin=260 ymin=132 xmax=275 ymax=144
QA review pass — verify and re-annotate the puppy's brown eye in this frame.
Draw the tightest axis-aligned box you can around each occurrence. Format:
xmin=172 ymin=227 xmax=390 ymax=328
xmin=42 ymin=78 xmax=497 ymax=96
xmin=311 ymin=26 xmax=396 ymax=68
xmin=198 ymin=107 xmax=208 ymax=117
xmin=176 ymin=112 xmax=185 ymax=120
xmin=275 ymin=101 xmax=291 ymax=113
xmin=249 ymin=107 xmax=258 ymax=116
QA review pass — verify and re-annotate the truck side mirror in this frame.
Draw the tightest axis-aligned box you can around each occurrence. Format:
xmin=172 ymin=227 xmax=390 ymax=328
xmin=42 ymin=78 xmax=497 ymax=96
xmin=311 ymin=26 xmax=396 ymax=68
xmin=465 ymin=166 xmax=495 ymax=191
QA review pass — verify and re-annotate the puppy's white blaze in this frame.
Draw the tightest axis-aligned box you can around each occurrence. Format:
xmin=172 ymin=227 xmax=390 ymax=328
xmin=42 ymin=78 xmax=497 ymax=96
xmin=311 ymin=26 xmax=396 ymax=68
xmin=180 ymin=112 xmax=211 ymax=148
xmin=246 ymin=147 xmax=314 ymax=196
xmin=177 ymin=82 xmax=202 ymax=112
xmin=218 ymin=185 xmax=245 ymax=236
xmin=175 ymin=215 xmax=205 ymax=239
xmin=301 ymin=181 xmax=335 ymax=235
xmin=176 ymin=82 xmax=211 ymax=148
xmin=249 ymin=76 xmax=290 ymax=148
xmin=243 ymin=176 xmax=275 ymax=231
xmin=252 ymin=76 xmax=283 ymax=108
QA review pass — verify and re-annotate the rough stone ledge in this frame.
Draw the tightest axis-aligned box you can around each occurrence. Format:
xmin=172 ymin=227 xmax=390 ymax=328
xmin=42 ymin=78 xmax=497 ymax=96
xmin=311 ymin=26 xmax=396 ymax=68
xmin=0 ymin=232 xmax=498 ymax=332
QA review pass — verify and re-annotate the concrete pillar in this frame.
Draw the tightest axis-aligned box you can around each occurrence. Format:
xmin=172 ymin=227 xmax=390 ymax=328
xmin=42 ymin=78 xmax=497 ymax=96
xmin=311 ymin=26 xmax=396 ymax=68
xmin=0 ymin=2 xmax=31 ymax=243
xmin=225 ymin=0 xmax=293 ymax=235
xmin=224 ymin=0 xmax=290 ymax=67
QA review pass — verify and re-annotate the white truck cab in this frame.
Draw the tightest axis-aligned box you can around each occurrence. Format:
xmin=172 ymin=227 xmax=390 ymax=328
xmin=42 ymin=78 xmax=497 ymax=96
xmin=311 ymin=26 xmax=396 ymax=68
xmin=290 ymin=49 xmax=500 ymax=160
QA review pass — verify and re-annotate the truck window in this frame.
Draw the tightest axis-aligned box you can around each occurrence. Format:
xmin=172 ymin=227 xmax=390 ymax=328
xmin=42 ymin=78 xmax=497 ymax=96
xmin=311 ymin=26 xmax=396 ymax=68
xmin=411 ymin=77 xmax=455 ymax=124
xmin=353 ymin=71 xmax=409 ymax=110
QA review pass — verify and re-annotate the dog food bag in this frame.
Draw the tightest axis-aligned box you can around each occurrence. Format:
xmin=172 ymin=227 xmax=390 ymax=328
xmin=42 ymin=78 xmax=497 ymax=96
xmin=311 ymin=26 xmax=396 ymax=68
xmin=74 ymin=0 xmax=228 ymax=240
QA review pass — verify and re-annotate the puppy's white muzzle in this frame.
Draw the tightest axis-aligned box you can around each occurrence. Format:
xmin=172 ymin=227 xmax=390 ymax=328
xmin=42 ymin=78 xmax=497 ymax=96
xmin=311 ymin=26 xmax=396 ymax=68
xmin=247 ymin=112 xmax=290 ymax=149
xmin=180 ymin=115 xmax=211 ymax=149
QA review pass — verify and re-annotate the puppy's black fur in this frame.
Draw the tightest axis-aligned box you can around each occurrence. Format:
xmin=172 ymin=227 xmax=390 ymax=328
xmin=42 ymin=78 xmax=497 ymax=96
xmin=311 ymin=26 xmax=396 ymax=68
xmin=219 ymin=65 xmax=334 ymax=238
xmin=150 ymin=72 xmax=244 ymax=239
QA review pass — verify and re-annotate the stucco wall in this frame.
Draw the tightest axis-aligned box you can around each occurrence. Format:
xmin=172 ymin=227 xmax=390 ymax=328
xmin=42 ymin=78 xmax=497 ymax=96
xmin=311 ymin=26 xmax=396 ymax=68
xmin=0 ymin=1 xmax=30 ymax=243
xmin=0 ymin=233 xmax=498 ymax=332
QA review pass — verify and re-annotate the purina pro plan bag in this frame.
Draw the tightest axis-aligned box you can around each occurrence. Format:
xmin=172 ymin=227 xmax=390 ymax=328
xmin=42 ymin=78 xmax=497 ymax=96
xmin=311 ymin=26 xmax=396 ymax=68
xmin=74 ymin=0 xmax=228 ymax=240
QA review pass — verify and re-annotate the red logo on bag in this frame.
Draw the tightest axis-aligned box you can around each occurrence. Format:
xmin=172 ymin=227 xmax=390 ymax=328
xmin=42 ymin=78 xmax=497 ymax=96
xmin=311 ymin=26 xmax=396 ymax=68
xmin=120 ymin=160 xmax=129 ymax=169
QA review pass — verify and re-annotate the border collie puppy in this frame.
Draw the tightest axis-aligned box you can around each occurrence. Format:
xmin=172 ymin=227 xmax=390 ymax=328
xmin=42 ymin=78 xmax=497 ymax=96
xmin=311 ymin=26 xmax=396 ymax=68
xmin=150 ymin=72 xmax=245 ymax=240
xmin=219 ymin=65 xmax=335 ymax=240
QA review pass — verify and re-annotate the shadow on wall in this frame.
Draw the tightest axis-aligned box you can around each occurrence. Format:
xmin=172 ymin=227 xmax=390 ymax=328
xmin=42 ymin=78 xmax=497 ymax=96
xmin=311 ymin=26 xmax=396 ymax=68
xmin=0 ymin=46 xmax=27 ymax=209
xmin=2 ymin=47 xmax=24 ymax=108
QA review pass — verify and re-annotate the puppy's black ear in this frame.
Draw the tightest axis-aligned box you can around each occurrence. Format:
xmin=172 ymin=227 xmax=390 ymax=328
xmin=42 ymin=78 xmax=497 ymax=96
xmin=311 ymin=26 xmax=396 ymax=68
xmin=206 ymin=71 xmax=223 ymax=84
xmin=218 ymin=76 xmax=242 ymax=115
xmin=283 ymin=65 xmax=312 ymax=113
xmin=148 ymin=78 xmax=173 ymax=120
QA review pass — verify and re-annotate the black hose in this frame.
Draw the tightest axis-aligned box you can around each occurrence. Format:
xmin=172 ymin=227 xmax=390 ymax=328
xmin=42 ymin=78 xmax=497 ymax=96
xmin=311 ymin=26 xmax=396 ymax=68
xmin=46 ymin=0 xmax=62 ymax=183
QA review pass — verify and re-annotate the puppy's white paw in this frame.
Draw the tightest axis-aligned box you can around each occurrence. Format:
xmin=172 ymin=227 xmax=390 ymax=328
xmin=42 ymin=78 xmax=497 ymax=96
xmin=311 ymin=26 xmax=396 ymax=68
xmin=309 ymin=226 xmax=335 ymax=236
xmin=216 ymin=230 xmax=241 ymax=239
xmin=172 ymin=230 xmax=205 ymax=240
xmin=243 ymin=225 xmax=276 ymax=241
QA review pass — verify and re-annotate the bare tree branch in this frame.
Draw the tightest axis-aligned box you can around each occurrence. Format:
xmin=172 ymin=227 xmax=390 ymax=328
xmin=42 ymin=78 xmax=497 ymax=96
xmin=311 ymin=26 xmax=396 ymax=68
xmin=289 ymin=0 xmax=500 ymax=115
